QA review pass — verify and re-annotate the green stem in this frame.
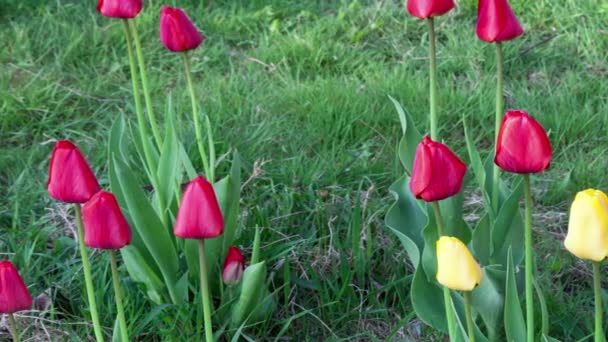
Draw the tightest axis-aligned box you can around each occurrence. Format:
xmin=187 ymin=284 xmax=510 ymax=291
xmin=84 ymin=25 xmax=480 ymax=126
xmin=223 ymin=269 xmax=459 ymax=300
xmin=464 ymin=291 xmax=476 ymax=342
xmin=593 ymin=262 xmax=605 ymax=342
xmin=523 ymin=174 xmax=534 ymax=342
xmin=110 ymin=250 xmax=129 ymax=342
xmin=130 ymin=19 xmax=163 ymax=150
xmin=182 ymin=52 xmax=211 ymax=179
xmin=251 ymin=226 xmax=262 ymax=264
xmin=74 ymin=204 xmax=104 ymax=342
xmin=432 ymin=202 xmax=455 ymax=339
xmin=491 ymin=42 xmax=504 ymax=213
xmin=431 ymin=202 xmax=444 ymax=237
xmin=198 ymin=240 xmax=214 ymax=342
xmin=8 ymin=313 xmax=20 ymax=342
xmin=427 ymin=17 xmax=438 ymax=140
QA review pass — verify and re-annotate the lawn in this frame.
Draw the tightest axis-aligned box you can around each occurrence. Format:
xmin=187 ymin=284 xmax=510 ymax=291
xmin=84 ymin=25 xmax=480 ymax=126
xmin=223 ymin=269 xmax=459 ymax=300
xmin=1 ymin=0 xmax=607 ymax=340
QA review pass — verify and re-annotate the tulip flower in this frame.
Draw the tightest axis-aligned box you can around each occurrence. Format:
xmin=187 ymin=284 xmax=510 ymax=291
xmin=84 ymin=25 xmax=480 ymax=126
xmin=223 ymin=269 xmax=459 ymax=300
xmin=174 ymin=176 xmax=224 ymax=239
xmin=0 ymin=261 xmax=32 ymax=342
xmin=495 ymin=110 xmax=552 ymax=174
xmin=476 ymin=0 xmax=524 ymax=43
xmin=97 ymin=0 xmax=142 ymax=19
xmin=47 ymin=140 xmax=100 ymax=204
xmin=159 ymin=6 xmax=204 ymax=52
xmin=82 ymin=191 xmax=132 ymax=250
xmin=564 ymin=189 xmax=608 ymax=262
xmin=407 ymin=0 xmax=455 ymax=19
xmin=223 ymin=247 xmax=245 ymax=286
xmin=436 ymin=237 xmax=483 ymax=291
xmin=410 ymin=136 xmax=467 ymax=202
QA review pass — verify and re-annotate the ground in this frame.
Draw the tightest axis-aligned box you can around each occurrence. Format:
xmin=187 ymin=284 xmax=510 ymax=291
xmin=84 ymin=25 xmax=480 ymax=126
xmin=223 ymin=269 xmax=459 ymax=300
xmin=1 ymin=0 xmax=607 ymax=340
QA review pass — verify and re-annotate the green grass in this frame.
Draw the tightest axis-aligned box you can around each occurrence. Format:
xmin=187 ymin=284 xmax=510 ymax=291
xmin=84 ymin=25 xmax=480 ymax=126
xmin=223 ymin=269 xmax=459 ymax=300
xmin=1 ymin=0 xmax=607 ymax=340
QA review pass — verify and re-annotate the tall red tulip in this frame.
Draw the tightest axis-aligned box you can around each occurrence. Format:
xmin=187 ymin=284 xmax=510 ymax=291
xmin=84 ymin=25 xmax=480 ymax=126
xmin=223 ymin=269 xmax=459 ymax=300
xmin=407 ymin=0 xmax=455 ymax=19
xmin=97 ymin=0 xmax=142 ymax=18
xmin=159 ymin=6 xmax=204 ymax=52
xmin=495 ymin=110 xmax=552 ymax=174
xmin=174 ymin=176 xmax=224 ymax=239
xmin=410 ymin=136 xmax=467 ymax=202
xmin=82 ymin=191 xmax=132 ymax=249
xmin=476 ymin=0 xmax=524 ymax=43
xmin=222 ymin=246 xmax=245 ymax=286
xmin=0 ymin=261 xmax=32 ymax=314
xmin=47 ymin=140 xmax=100 ymax=204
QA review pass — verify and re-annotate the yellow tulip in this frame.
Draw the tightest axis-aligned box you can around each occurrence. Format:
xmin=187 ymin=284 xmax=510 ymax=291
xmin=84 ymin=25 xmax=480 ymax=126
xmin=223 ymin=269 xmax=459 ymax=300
xmin=436 ymin=236 xmax=483 ymax=291
xmin=564 ymin=189 xmax=608 ymax=262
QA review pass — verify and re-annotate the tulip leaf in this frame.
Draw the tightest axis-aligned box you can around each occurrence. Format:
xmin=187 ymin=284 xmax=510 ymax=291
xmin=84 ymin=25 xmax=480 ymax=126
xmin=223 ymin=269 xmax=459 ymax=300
xmin=440 ymin=193 xmax=472 ymax=242
xmin=120 ymin=246 xmax=164 ymax=304
xmin=463 ymin=116 xmax=493 ymax=216
xmin=471 ymin=265 xmax=505 ymax=341
xmin=534 ymin=278 xmax=549 ymax=336
xmin=157 ymin=106 xmax=180 ymax=216
xmin=491 ymin=179 xmax=524 ymax=265
xmin=541 ymin=335 xmax=562 ymax=342
xmin=389 ymin=96 xmax=422 ymax=174
xmin=472 ymin=214 xmax=491 ymax=265
xmin=504 ymin=248 xmax=526 ymax=342
xmin=180 ymin=144 xmax=198 ymax=180
xmin=450 ymin=292 xmax=489 ymax=342
xmin=231 ymin=261 xmax=268 ymax=327
xmin=411 ymin=263 xmax=447 ymax=333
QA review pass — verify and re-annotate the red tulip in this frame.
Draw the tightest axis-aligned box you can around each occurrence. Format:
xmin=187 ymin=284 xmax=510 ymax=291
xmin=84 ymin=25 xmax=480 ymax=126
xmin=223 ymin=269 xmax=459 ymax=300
xmin=82 ymin=191 xmax=132 ymax=249
xmin=174 ymin=176 xmax=224 ymax=239
xmin=476 ymin=0 xmax=524 ymax=43
xmin=97 ymin=0 xmax=142 ymax=19
xmin=159 ymin=6 xmax=204 ymax=52
xmin=495 ymin=110 xmax=551 ymax=174
xmin=410 ymin=136 xmax=467 ymax=202
xmin=47 ymin=140 xmax=101 ymax=204
xmin=407 ymin=0 xmax=455 ymax=19
xmin=0 ymin=261 xmax=32 ymax=314
xmin=222 ymin=247 xmax=245 ymax=286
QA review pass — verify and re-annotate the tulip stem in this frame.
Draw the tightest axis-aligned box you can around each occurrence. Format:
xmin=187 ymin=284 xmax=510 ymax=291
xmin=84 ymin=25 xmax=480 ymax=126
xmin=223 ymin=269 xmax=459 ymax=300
xmin=593 ymin=262 xmax=605 ymax=342
xmin=109 ymin=250 xmax=129 ymax=342
xmin=523 ymin=174 xmax=534 ymax=342
xmin=463 ymin=291 xmax=475 ymax=342
xmin=74 ymin=204 xmax=104 ymax=342
xmin=431 ymin=202 xmax=444 ymax=237
xmin=432 ymin=202 xmax=456 ymax=340
xmin=427 ymin=17 xmax=438 ymax=140
xmin=182 ymin=52 xmax=212 ymax=180
xmin=8 ymin=313 xmax=20 ymax=342
xmin=130 ymin=20 xmax=163 ymax=150
xmin=492 ymin=42 xmax=504 ymax=213
xmin=198 ymin=240 xmax=214 ymax=342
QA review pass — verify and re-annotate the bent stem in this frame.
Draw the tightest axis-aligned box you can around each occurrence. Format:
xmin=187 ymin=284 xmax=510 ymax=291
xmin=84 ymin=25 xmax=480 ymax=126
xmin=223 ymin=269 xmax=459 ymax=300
xmin=491 ymin=42 xmax=504 ymax=213
xmin=523 ymin=174 xmax=534 ymax=342
xmin=74 ymin=204 xmax=104 ymax=342
xmin=109 ymin=250 xmax=129 ymax=342
xmin=593 ymin=262 xmax=605 ymax=342
xmin=8 ymin=313 xmax=20 ymax=342
xmin=427 ymin=17 xmax=438 ymax=140
xmin=198 ymin=240 xmax=214 ymax=342
xmin=464 ymin=291 xmax=475 ymax=342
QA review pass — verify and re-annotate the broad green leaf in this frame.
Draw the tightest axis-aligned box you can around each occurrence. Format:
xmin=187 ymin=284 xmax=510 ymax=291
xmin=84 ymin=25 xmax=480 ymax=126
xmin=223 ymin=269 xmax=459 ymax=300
xmin=411 ymin=262 xmax=447 ymax=333
xmin=121 ymin=246 xmax=164 ymax=304
xmin=541 ymin=335 xmax=562 ymax=342
xmin=534 ymin=279 xmax=549 ymax=336
xmin=491 ymin=179 xmax=524 ymax=265
xmin=504 ymin=248 xmax=526 ymax=342
xmin=463 ymin=117 xmax=493 ymax=216
xmin=472 ymin=214 xmax=491 ymax=265
xmin=388 ymin=96 xmax=422 ymax=173
xmin=471 ymin=265 xmax=505 ymax=341
xmin=157 ymin=107 xmax=180 ymax=215
xmin=231 ymin=261 xmax=268 ymax=327
xmin=451 ymin=292 xmax=488 ymax=342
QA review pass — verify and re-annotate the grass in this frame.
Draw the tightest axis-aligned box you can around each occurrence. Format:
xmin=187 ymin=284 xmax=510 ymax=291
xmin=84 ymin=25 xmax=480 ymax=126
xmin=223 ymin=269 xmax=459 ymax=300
xmin=1 ymin=0 xmax=607 ymax=340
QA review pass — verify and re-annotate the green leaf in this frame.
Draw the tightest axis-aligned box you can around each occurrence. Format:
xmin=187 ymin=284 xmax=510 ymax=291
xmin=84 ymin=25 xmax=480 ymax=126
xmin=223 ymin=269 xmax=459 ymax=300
xmin=411 ymin=264 xmax=447 ymax=333
xmin=120 ymin=246 xmax=164 ymax=304
xmin=471 ymin=214 xmax=491 ymax=265
xmin=541 ymin=335 xmax=562 ymax=342
xmin=534 ymin=278 xmax=549 ymax=336
xmin=156 ymin=106 xmax=180 ymax=216
xmin=463 ymin=117 xmax=493 ymax=216
xmin=471 ymin=265 xmax=505 ymax=341
xmin=491 ymin=179 xmax=524 ymax=265
xmin=504 ymin=248 xmax=526 ymax=342
xmin=231 ymin=261 xmax=268 ymax=327
xmin=388 ymin=96 xmax=422 ymax=173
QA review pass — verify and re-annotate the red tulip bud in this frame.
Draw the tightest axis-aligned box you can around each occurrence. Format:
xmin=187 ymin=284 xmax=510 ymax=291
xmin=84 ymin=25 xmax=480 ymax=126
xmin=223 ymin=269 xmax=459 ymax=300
xmin=495 ymin=110 xmax=552 ymax=174
xmin=160 ymin=6 xmax=204 ymax=52
xmin=97 ymin=0 xmax=142 ymax=19
xmin=0 ymin=261 xmax=32 ymax=314
xmin=174 ymin=176 xmax=224 ymax=239
xmin=82 ymin=191 xmax=132 ymax=249
xmin=410 ymin=136 xmax=467 ymax=202
xmin=47 ymin=140 xmax=101 ymax=203
xmin=222 ymin=247 xmax=245 ymax=286
xmin=476 ymin=0 xmax=524 ymax=43
xmin=407 ymin=0 xmax=455 ymax=19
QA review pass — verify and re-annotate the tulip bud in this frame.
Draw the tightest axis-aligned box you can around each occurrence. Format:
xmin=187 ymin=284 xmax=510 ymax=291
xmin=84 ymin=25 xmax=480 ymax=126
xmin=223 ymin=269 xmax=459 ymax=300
xmin=97 ymin=0 xmax=142 ymax=19
xmin=222 ymin=247 xmax=245 ymax=286
xmin=564 ymin=189 xmax=608 ymax=262
xmin=82 ymin=191 xmax=132 ymax=249
xmin=476 ymin=0 xmax=524 ymax=43
xmin=159 ymin=6 xmax=204 ymax=52
xmin=47 ymin=140 xmax=101 ymax=203
xmin=495 ymin=110 xmax=552 ymax=174
xmin=407 ymin=0 xmax=455 ymax=19
xmin=436 ymin=237 xmax=483 ymax=291
xmin=174 ymin=176 xmax=224 ymax=239
xmin=410 ymin=136 xmax=467 ymax=202
xmin=0 ymin=261 xmax=33 ymax=314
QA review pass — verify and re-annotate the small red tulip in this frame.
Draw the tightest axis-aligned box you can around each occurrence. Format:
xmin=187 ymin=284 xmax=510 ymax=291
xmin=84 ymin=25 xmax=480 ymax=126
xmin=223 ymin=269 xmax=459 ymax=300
xmin=476 ymin=0 xmax=524 ymax=43
xmin=47 ymin=140 xmax=101 ymax=204
xmin=407 ymin=0 xmax=455 ymax=19
xmin=222 ymin=247 xmax=245 ymax=286
xmin=97 ymin=0 xmax=142 ymax=19
xmin=410 ymin=136 xmax=467 ymax=202
xmin=495 ymin=110 xmax=552 ymax=174
xmin=174 ymin=176 xmax=224 ymax=239
xmin=82 ymin=191 xmax=132 ymax=249
xmin=0 ymin=261 xmax=32 ymax=314
xmin=159 ymin=6 xmax=204 ymax=52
